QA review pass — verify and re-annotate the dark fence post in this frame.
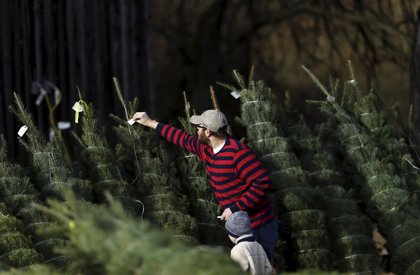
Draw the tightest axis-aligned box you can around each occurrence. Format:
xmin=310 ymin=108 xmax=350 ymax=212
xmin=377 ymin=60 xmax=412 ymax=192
xmin=410 ymin=8 xmax=420 ymax=131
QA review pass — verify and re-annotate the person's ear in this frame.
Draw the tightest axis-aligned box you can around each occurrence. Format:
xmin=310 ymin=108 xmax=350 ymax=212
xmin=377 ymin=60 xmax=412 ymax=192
xmin=205 ymin=129 xmax=212 ymax=137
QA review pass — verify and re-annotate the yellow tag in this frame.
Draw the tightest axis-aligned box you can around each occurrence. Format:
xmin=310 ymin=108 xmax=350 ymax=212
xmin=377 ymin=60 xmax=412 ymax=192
xmin=68 ymin=221 xmax=76 ymax=230
xmin=75 ymin=112 xmax=80 ymax=123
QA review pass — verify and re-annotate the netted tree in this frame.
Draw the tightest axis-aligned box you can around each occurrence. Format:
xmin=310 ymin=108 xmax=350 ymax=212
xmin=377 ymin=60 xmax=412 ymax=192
xmin=9 ymin=93 xmax=92 ymax=201
xmin=35 ymin=190 xmax=242 ymax=275
xmin=175 ymin=91 xmax=228 ymax=246
xmin=219 ymin=69 xmax=332 ymax=271
xmin=343 ymin=85 xmax=420 ymax=207
xmin=72 ymin=92 xmax=142 ymax=216
xmin=110 ymin=79 xmax=199 ymax=243
xmin=0 ymin=136 xmax=41 ymax=269
xmin=0 ymin=190 xmax=242 ymax=275
xmin=8 ymin=93 xmax=91 ymax=266
xmin=283 ymin=115 xmax=379 ymax=273
xmin=0 ymin=203 xmax=40 ymax=269
xmin=303 ymin=64 xmax=420 ymax=275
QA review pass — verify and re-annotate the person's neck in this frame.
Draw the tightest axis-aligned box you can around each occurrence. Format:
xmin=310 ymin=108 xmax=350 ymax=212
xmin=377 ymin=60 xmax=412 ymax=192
xmin=209 ymin=137 xmax=226 ymax=149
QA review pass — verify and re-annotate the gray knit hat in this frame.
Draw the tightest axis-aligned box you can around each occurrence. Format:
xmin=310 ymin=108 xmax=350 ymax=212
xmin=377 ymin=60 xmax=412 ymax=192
xmin=190 ymin=109 xmax=228 ymax=133
xmin=225 ymin=211 xmax=251 ymax=238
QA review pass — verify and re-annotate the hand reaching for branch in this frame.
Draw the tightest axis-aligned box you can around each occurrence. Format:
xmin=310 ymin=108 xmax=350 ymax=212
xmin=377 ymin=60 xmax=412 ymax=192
xmin=132 ymin=112 xmax=158 ymax=129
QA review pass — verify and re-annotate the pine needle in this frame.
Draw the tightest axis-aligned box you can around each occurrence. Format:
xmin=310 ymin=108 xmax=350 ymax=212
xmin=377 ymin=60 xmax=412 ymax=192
xmin=10 ymin=93 xmax=33 ymax=126
xmin=347 ymin=60 xmax=357 ymax=83
xmin=183 ymin=91 xmax=190 ymax=118
xmin=209 ymin=86 xmax=220 ymax=111
xmin=301 ymin=65 xmax=330 ymax=97
xmin=232 ymin=69 xmax=245 ymax=89
xmin=216 ymin=81 xmax=236 ymax=91
xmin=113 ymin=77 xmax=129 ymax=120
xmin=248 ymin=66 xmax=255 ymax=87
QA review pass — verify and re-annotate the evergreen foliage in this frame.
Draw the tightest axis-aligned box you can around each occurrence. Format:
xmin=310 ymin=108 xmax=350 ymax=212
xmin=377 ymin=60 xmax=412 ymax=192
xmin=0 ymin=203 xmax=40 ymax=269
xmin=111 ymin=80 xmax=199 ymax=243
xmin=8 ymin=94 xmax=85 ymax=266
xmin=0 ymin=136 xmax=41 ymax=268
xmin=2 ymin=69 xmax=420 ymax=273
xmin=37 ymin=191 xmax=242 ymax=275
xmin=176 ymin=92 xmax=228 ymax=246
xmin=9 ymin=93 xmax=92 ymax=201
xmin=347 ymin=88 xmax=420 ymax=205
xmin=284 ymin=118 xmax=379 ymax=273
xmin=303 ymin=63 xmax=420 ymax=275
xmin=73 ymin=99 xmax=128 ymax=204
xmin=219 ymin=69 xmax=332 ymax=271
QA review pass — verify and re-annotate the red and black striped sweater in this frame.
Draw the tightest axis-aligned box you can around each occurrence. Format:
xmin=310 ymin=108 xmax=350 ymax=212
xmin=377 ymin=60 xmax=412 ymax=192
xmin=156 ymin=123 xmax=275 ymax=229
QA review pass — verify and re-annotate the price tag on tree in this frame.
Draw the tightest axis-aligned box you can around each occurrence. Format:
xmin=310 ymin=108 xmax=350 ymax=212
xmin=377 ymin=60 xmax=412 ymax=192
xmin=230 ymin=91 xmax=241 ymax=99
xmin=17 ymin=125 xmax=28 ymax=137
xmin=58 ymin=121 xmax=71 ymax=130
xmin=72 ymin=101 xmax=85 ymax=123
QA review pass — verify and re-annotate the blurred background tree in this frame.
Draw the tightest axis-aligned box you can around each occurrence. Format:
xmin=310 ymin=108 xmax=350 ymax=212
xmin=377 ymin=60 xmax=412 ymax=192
xmin=0 ymin=0 xmax=419 ymax=160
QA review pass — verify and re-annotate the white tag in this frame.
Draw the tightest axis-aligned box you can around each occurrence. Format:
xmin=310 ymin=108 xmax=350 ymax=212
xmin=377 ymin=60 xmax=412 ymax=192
xmin=35 ymin=88 xmax=47 ymax=106
xmin=326 ymin=95 xmax=336 ymax=102
xmin=72 ymin=102 xmax=84 ymax=112
xmin=217 ymin=216 xmax=222 ymax=220
xmin=18 ymin=125 xmax=28 ymax=137
xmin=57 ymin=121 xmax=71 ymax=130
xmin=349 ymin=79 xmax=357 ymax=85
xmin=127 ymin=119 xmax=135 ymax=125
xmin=49 ymin=128 xmax=55 ymax=140
xmin=231 ymin=91 xmax=241 ymax=99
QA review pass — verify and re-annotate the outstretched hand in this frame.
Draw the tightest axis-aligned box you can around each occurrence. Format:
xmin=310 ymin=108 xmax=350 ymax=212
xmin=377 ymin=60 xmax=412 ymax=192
xmin=131 ymin=112 xmax=158 ymax=129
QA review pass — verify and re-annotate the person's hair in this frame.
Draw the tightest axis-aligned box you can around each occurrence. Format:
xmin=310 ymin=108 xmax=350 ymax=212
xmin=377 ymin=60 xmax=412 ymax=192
xmin=211 ymin=131 xmax=227 ymax=139
xmin=210 ymin=126 xmax=228 ymax=139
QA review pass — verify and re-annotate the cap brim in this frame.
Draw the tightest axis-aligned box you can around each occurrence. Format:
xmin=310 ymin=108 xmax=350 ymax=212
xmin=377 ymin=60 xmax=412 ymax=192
xmin=189 ymin=115 xmax=203 ymax=125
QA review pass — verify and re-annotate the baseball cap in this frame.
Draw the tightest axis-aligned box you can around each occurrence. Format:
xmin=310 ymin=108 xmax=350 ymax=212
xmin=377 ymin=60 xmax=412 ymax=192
xmin=225 ymin=211 xmax=251 ymax=238
xmin=190 ymin=109 xmax=228 ymax=132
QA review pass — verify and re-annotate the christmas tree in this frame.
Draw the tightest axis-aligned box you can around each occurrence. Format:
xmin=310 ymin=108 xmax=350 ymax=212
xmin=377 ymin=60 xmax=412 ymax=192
xmin=110 ymin=79 xmax=199 ymax=243
xmin=346 ymin=86 xmax=420 ymax=206
xmin=219 ymin=69 xmax=332 ymax=271
xmin=176 ymin=91 xmax=227 ymax=245
xmin=9 ymin=93 xmax=89 ymax=266
xmin=9 ymin=93 xmax=91 ymax=201
xmin=38 ymin=191 xmax=241 ymax=275
xmin=0 ymin=136 xmax=41 ymax=268
xmin=72 ymin=94 xmax=141 ymax=216
xmin=284 ymin=117 xmax=379 ymax=273
xmin=303 ymin=63 xmax=420 ymax=275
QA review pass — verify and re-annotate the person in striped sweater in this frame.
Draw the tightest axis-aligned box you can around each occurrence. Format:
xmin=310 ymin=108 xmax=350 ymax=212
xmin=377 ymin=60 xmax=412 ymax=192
xmin=132 ymin=109 xmax=278 ymax=261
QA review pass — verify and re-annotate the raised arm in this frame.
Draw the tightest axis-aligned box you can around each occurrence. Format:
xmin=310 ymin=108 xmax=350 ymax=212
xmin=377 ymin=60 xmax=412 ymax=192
xmin=132 ymin=112 xmax=205 ymax=157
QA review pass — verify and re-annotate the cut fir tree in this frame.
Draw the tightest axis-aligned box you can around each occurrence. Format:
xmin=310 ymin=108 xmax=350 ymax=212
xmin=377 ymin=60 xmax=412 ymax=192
xmin=219 ymin=69 xmax=332 ymax=271
xmin=110 ymin=79 xmax=199 ymax=243
xmin=303 ymin=63 xmax=420 ymax=275
xmin=176 ymin=91 xmax=228 ymax=246
xmin=0 ymin=138 xmax=40 ymax=268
